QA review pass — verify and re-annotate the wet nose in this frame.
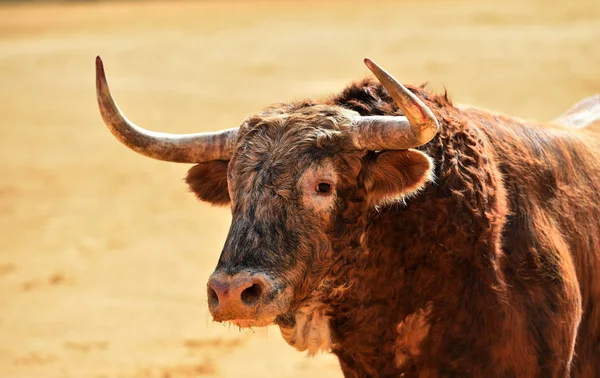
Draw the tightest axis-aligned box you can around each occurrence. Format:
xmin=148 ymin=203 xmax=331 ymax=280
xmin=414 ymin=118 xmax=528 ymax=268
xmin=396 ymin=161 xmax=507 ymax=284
xmin=207 ymin=272 xmax=271 ymax=318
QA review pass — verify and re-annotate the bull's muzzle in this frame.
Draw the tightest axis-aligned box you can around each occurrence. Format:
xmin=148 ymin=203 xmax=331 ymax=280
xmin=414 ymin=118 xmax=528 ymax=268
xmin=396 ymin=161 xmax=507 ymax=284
xmin=207 ymin=271 xmax=281 ymax=326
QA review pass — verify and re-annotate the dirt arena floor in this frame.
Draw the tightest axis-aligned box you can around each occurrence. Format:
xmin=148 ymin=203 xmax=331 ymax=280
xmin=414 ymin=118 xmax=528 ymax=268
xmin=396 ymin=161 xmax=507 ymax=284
xmin=0 ymin=1 xmax=599 ymax=377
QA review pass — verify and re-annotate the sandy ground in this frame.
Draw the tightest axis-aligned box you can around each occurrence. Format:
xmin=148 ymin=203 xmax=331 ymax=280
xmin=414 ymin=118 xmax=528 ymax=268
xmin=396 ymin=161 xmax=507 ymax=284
xmin=0 ymin=1 xmax=599 ymax=377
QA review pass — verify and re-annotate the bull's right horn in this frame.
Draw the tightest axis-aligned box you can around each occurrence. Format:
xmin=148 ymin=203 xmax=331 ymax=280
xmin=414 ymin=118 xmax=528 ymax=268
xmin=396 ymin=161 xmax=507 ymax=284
xmin=350 ymin=58 xmax=439 ymax=151
xmin=95 ymin=56 xmax=237 ymax=163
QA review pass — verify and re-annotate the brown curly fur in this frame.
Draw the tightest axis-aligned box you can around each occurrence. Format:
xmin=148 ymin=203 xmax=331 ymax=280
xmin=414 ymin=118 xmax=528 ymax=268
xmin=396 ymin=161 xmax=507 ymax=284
xmin=186 ymin=77 xmax=600 ymax=377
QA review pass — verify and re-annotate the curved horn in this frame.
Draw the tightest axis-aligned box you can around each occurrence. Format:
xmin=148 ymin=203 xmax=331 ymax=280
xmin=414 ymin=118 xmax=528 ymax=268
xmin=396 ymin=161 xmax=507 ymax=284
xmin=350 ymin=58 xmax=439 ymax=150
xmin=95 ymin=56 xmax=237 ymax=163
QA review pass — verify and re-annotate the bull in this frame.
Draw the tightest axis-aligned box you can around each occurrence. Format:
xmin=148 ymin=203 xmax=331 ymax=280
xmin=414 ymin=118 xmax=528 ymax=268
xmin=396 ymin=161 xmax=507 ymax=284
xmin=95 ymin=56 xmax=600 ymax=377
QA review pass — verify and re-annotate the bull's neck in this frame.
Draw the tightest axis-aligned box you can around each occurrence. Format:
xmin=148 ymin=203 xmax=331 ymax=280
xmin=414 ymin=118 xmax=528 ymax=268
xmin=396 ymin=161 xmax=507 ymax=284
xmin=322 ymin=112 xmax=512 ymax=373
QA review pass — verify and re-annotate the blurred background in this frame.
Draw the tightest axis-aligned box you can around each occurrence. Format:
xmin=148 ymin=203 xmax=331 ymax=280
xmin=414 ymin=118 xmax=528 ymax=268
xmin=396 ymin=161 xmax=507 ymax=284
xmin=0 ymin=1 xmax=598 ymax=377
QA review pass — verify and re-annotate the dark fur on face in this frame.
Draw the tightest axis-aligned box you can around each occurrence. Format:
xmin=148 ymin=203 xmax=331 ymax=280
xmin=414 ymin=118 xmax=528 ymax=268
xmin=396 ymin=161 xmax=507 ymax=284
xmin=186 ymin=78 xmax=600 ymax=377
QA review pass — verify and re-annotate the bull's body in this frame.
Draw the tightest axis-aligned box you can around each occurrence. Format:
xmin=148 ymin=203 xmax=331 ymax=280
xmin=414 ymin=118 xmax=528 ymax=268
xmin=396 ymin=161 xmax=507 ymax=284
xmin=95 ymin=57 xmax=600 ymax=377
xmin=317 ymin=80 xmax=600 ymax=376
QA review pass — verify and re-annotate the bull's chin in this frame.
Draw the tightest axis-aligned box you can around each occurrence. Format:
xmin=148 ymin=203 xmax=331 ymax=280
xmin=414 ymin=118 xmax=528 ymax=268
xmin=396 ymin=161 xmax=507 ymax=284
xmin=274 ymin=312 xmax=296 ymax=328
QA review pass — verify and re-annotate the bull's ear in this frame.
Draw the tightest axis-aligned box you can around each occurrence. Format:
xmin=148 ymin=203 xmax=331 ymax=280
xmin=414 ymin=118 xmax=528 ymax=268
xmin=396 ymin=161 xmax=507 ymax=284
xmin=185 ymin=160 xmax=230 ymax=206
xmin=363 ymin=149 xmax=433 ymax=204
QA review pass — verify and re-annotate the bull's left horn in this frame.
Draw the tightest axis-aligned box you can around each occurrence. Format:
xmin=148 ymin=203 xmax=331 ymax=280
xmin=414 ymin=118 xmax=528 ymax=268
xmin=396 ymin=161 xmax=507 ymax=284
xmin=350 ymin=58 xmax=439 ymax=150
xmin=95 ymin=56 xmax=237 ymax=163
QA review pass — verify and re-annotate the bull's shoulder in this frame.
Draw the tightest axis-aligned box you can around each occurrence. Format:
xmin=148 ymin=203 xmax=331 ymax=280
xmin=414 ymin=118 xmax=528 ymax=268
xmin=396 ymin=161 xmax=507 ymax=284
xmin=552 ymin=94 xmax=600 ymax=129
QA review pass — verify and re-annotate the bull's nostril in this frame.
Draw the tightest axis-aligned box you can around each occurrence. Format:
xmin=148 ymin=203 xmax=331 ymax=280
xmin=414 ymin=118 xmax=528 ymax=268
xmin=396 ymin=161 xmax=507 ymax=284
xmin=208 ymin=286 xmax=219 ymax=307
xmin=240 ymin=283 xmax=263 ymax=305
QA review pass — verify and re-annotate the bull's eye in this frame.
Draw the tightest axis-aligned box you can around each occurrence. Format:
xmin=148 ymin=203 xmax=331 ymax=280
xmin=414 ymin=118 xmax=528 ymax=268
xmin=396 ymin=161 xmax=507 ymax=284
xmin=316 ymin=182 xmax=332 ymax=194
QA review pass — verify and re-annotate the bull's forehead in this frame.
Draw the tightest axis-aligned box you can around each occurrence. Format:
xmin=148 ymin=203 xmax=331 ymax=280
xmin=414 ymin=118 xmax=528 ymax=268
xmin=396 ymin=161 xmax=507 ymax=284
xmin=245 ymin=103 xmax=358 ymax=130
xmin=228 ymin=104 xmax=358 ymax=194
xmin=237 ymin=104 xmax=357 ymax=150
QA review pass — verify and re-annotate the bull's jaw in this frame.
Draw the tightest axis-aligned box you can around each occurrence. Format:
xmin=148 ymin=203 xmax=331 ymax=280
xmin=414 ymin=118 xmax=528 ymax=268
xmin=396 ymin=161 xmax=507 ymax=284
xmin=276 ymin=301 xmax=333 ymax=356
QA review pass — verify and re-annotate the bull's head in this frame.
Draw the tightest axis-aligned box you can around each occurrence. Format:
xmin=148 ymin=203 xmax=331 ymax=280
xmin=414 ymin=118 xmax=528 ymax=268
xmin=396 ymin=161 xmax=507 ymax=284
xmin=95 ymin=57 xmax=438 ymax=351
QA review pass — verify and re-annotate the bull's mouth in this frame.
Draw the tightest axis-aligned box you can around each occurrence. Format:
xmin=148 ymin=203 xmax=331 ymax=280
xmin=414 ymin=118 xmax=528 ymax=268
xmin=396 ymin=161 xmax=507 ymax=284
xmin=219 ymin=307 xmax=300 ymax=330
xmin=214 ymin=299 xmax=295 ymax=329
xmin=229 ymin=317 xmax=277 ymax=328
xmin=211 ymin=306 xmax=288 ymax=329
